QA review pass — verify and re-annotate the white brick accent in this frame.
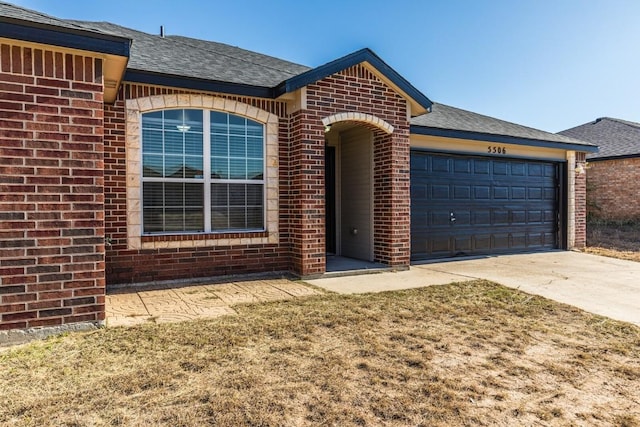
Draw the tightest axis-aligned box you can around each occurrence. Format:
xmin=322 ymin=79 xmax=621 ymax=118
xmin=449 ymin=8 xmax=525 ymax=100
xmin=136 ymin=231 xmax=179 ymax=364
xmin=322 ymin=112 xmax=394 ymax=134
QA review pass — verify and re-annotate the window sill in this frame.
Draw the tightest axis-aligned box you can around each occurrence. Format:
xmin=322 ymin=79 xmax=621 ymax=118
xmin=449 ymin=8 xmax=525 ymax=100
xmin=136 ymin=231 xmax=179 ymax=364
xmin=141 ymin=231 xmax=269 ymax=244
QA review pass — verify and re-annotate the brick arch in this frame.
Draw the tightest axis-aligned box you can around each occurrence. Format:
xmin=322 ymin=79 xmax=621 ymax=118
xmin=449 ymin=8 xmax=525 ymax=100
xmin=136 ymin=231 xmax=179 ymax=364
xmin=321 ymin=112 xmax=394 ymax=134
xmin=125 ymin=93 xmax=276 ymax=124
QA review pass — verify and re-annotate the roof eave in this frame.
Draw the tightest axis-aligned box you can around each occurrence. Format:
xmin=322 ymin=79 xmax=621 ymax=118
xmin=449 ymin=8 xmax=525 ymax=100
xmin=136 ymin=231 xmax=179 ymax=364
xmin=587 ymin=153 xmax=640 ymax=162
xmin=0 ymin=17 xmax=130 ymax=57
xmin=410 ymin=125 xmax=599 ymax=153
xmin=275 ymin=48 xmax=432 ymax=116
xmin=124 ymin=69 xmax=276 ymax=98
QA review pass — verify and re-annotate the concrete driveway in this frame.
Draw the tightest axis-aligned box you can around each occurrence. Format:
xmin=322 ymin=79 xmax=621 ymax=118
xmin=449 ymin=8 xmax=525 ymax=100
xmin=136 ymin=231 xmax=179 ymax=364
xmin=307 ymin=251 xmax=640 ymax=326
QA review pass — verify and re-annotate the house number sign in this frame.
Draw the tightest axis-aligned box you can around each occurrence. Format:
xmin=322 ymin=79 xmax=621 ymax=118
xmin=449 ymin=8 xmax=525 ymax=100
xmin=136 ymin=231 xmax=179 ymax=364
xmin=487 ymin=146 xmax=507 ymax=154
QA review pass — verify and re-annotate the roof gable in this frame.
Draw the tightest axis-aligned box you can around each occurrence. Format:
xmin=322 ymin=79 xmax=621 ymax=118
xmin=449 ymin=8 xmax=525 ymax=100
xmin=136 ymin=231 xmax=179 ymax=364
xmin=275 ymin=48 xmax=432 ymax=116
xmin=559 ymin=117 xmax=640 ymax=160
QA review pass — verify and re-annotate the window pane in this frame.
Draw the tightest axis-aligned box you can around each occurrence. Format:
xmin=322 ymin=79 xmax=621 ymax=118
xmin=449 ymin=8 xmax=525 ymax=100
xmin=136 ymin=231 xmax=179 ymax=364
xmin=143 ymin=208 xmax=164 ymax=232
xmin=246 ymin=137 xmax=263 ymax=158
xmin=228 ymin=207 xmax=246 ymax=229
xmin=142 ymin=129 xmax=163 ymax=153
xmin=210 ymin=111 xmax=228 ymax=134
xmin=228 ymin=115 xmax=246 ymax=135
xmin=211 ymin=183 xmax=228 ymax=206
xmin=143 ymin=182 xmax=164 ymax=207
xmin=142 ymin=111 xmax=163 ymax=129
xmin=211 ymin=157 xmax=229 ymax=179
xmin=164 ymin=208 xmax=185 ymax=232
xmin=247 ymin=207 xmax=263 ymax=229
xmin=185 ymin=183 xmax=203 ymax=207
xmin=183 ymin=109 xmax=203 ymax=132
xmin=228 ymin=184 xmax=246 ymax=206
xmin=165 ymin=156 xmax=184 ymax=178
xmin=246 ymin=119 xmax=263 ymax=137
xmin=246 ymin=184 xmax=263 ymax=206
xmin=229 ymin=135 xmax=245 ymax=157
xmin=185 ymin=132 xmax=203 ymax=156
xmin=184 ymin=208 xmax=204 ymax=231
xmin=165 ymin=182 xmax=184 ymax=207
xmin=143 ymin=154 xmax=163 ymax=177
xmin=247 ymin=159 xmax=263 ymax=180
xmin=211 ymin=207 xmax=228 ymax=230
xmin=165 ymin=131 xmax=183 ymax=154
xmin=229 ymin=158 xmax=246 ymax=179
xmin=211 ymin=133 xmax=228 ymax=157
xmin=184 ymin=156 xmax=203 ymax=178
xmin=163 ymin=109 xmax=182 ymax=130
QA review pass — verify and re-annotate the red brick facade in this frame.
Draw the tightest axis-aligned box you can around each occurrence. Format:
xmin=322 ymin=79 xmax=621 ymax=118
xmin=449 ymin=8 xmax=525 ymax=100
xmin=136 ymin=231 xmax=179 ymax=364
xmin=0 ymin=44 xmax=106 ymax=330
xmin=103 ymin=65 xmax=410 ymax=283
xmin=103 ymin=85 xmax=289 ymax=284
xmin=587 ymin=157 xmax=640 ymax=221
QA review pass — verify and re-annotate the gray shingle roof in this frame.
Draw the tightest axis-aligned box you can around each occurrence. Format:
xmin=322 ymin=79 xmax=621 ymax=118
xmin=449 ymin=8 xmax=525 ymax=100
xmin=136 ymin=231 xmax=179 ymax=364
xmin=558 ymin=117 xmax=640 ymax=160
xmin=68 ymin=20 xmax=310 ymax=88
xmin=0 ymin=1 xmax=114 ymax=36
xmin=411 ymin=103 xmax=594 ymax=148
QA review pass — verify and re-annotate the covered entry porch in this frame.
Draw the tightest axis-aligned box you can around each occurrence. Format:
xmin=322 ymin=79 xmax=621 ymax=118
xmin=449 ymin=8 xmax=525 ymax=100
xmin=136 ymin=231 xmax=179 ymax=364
xmin=321 ymin=114 xmax=407 ymax=275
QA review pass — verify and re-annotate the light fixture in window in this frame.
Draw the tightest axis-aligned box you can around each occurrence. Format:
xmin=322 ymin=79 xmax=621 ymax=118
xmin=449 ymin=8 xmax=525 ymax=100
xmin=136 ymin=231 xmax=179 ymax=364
xmin=176 ymin=125 xmax=191 ymax=132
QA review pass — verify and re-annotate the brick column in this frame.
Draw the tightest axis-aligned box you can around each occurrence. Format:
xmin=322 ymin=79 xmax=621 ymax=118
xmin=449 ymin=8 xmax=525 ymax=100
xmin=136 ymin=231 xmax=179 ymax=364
xmin=0 ymin=44 xmax=106 ymax=332
xmin=574 ymin=152 xmax=587 ymax=248
xmin=288 ymin=110 xmax=325 ymax=276
xmin=373 ymin=129 xmax=411 ymax=266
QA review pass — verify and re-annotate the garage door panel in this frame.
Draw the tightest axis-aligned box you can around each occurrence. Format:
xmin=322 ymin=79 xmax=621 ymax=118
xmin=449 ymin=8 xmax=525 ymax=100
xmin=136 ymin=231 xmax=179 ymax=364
xmin=474 ymin=186 xmax=490 ymax=199
xmin=411 ymin=151 xmax=559 ymax=260
xmin=431 ymin=185 xmax=450 ymax=199
xmin=511 ymin=163 xmax=526 ymax=175
xmin=474 ymin=235 xmax=492 ymax=251
xmin=454 ymin=236 xmax=472 ymax=251
xmin=472 ymin=211 xmax=491 ymax=225
xmin=453 ymin=185 xmax=471 ymax=199
xmin=454 ymin=159 xmax=471 ymax=173
xmin=432 ymin=157 xmax=450 ymax=172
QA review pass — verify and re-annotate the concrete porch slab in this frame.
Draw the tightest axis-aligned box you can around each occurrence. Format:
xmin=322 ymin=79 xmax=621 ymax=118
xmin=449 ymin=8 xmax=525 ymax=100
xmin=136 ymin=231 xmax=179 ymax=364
xmin=106 ymin=279 xmax=321 ymax=327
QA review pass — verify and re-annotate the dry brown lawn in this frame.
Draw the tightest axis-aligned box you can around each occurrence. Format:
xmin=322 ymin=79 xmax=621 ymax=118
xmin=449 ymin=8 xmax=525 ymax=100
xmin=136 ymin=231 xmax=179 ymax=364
xmin=1 ymin=280 xmax=639 ymax=426
xmin=585 ymin=220 xmax=640 ymax=262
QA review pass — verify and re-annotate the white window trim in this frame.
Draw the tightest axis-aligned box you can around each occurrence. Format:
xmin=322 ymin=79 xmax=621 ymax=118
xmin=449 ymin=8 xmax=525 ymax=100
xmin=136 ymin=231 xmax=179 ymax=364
xmin=125 ymin=94 xmax=279 ymax=250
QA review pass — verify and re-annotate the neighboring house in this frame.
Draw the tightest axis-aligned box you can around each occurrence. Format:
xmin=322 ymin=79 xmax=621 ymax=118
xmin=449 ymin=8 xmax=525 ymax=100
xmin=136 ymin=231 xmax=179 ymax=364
xmin=559 ymin=117 xmax=640 ymax=221
xmin=0 ymin=1 xmax=595 ymax=334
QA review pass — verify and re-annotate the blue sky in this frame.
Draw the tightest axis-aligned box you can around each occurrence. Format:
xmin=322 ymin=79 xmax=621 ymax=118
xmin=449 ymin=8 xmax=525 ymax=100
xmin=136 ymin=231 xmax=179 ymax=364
xmin=11 ymin=0 xmax=640 ymax=132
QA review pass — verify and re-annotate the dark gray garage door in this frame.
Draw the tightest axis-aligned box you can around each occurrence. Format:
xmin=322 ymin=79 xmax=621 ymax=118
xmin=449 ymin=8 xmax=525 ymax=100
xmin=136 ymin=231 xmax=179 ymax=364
xmin=410 ymin=151 xmax=559 ymax=260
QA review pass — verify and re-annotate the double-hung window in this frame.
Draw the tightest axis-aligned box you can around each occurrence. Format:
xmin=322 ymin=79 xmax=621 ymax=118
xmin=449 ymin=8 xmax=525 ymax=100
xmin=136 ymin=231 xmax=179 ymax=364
xmin=141 ymin=109 xmax=265 ymax=234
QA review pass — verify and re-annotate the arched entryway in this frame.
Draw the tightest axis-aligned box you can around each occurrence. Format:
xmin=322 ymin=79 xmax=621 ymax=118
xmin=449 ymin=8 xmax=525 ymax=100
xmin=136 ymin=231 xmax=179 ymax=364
xmin=322 ymin=113 xmax=395 ymax=273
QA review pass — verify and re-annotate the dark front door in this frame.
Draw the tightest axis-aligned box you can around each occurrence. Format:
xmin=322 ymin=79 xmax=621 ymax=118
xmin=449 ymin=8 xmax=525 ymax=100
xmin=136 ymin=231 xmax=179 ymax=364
xmin=410 ymin=151 xmax=560 ymax=260
xmin=325 ymin=146 xmax=336 ymax=254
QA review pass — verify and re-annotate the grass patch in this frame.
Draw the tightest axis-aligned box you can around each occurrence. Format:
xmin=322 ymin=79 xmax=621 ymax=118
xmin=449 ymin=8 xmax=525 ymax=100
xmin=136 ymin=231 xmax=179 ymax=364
xmin=1 ymin=280 xmax=639 ymax=426
xmin=586 ymin=220 xmax=640 ymax=261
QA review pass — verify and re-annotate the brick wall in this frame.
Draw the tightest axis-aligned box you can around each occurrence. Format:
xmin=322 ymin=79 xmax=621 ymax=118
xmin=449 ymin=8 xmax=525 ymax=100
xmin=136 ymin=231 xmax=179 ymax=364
xmin=587 ymin=157 xmax=640 ymax=222
xmin=104 ymin=65 xmax=411 ymax=282
xmin=0 ymin=43 xmax=105 ymax=330
xmin=103 ymin=84 xmax=290 ymax=285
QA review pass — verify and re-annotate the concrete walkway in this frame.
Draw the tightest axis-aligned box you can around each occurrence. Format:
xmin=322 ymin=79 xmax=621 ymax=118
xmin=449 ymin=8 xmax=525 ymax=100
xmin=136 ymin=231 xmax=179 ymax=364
xmin=106 ymin=279 xmax=321 ymax=327
xmin=308 ymin=251 xmax=640 ymax=326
